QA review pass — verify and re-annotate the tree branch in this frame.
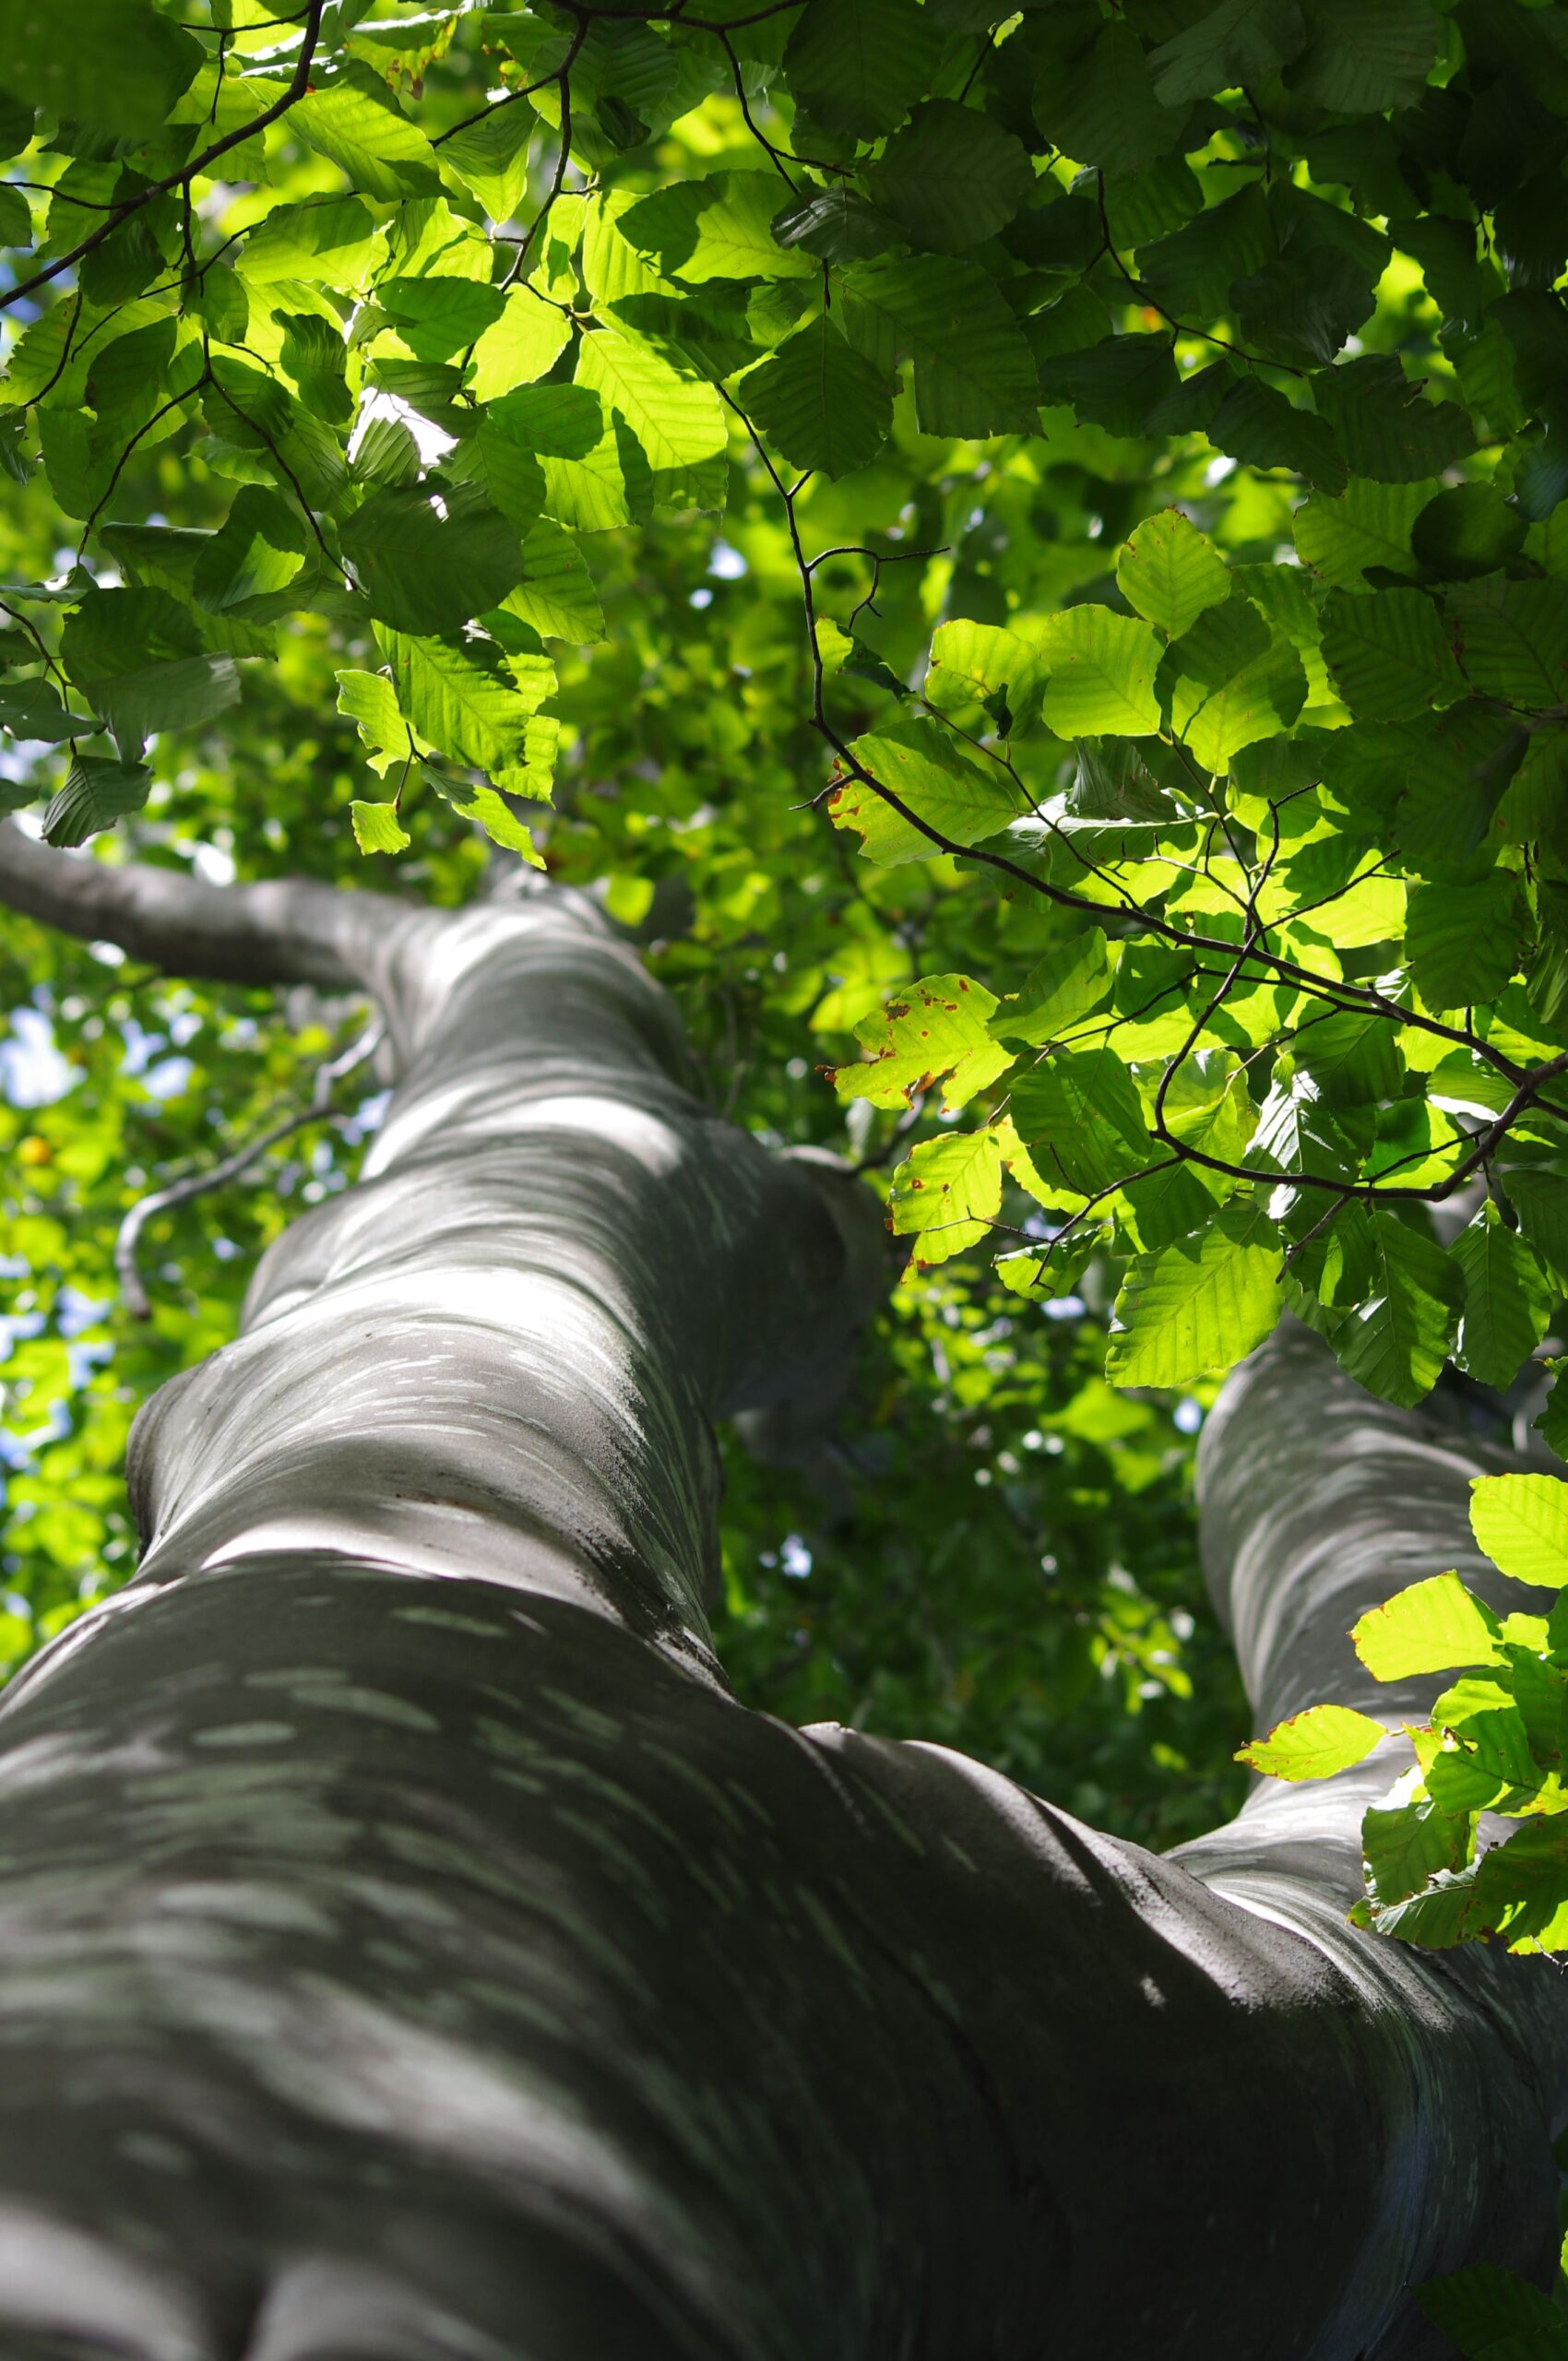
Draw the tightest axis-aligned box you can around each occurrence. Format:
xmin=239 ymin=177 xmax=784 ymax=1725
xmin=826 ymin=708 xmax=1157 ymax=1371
xmin=0 ymin=819 xmax=403 ymax=992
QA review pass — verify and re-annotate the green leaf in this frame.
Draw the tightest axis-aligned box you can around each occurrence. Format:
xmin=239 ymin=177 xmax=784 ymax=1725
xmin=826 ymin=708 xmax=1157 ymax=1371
xmin=1401 ymin=704 xmax=1524 ymax=867
xmin=0 ymin=682 xmax=101 ymax=742
xmin=1147 ymin=0 xmax=1307 ymax=104
xmin=990 ymin=933 xmax=1113 ymax=1047
xmin=1011 ymin=1047 xmax=1153 ymax=1198
xmin=1471 ymin=1473 xmax=1568 ymax=1590
xmin=338 ymin=669 xmax=419 ymax=777
xmin=1503 ymin=1168 xmax=1568 ymax=1289
xmin=378 ymin=277 xmax=508 ymax=365
xmin=467 ymin=291 xmax=574 ymax=404
xmin=1453 ymin=1206 xmax=1556 ymax=1390
xmin=1116 ymin=509 xmax=1230 ymax=641
xmin=438 ymin=100 xmax=535 ymax=225
xmin=1452 ymin=1701 xmax=1540 ymax=1794
xmin=1526 ymin=884 xmax=1568 ymax=1034
xmin=817 ymin=621 xmax=909 ymax=700
xmin=1034 ymin=23 xmax=1178 ymax=177
xmin=1362 ymin=1797 xmax=1471 ymax=1906
xmin=890 ymin=1129 xmax=1004 ymax=1263
xmin=1286 ymin=0 xmax=1441 ymax=113
xmin=350 ymin=800 xmax=410 ymax=856
xmin=1320 ymin=587 xmax=1463 ymax=722
xmin=995 ymin=1235 xmax=1101 ymax=1302
xmin=1160 ymin=591 xmax=1306 ymax=768
xmin=1 ymin=0 xmax=202 ymax=133
xmin=1037 ymin=607 xmax=1163 ymax=738
xmin=1034 ymin=334 xmax=1179 ymax=440
xmin=1351 ymin=1571 xmax=1505 ymax=1679
xmin=782 ymin=0 xmax=944 ymax=142
xmin=1418 ymin=2266 xmax=1568 ymax=2359
xmin=575 ymin=328 xmax=726 ymax=506
xmin=193 ymin=488 xmax=309 ymax=616
xmin=1471 ymin=1817 xmax=1568 ymax=1951
xmin=830 ymin=719 xmax=1020 ymax=864
xmin=1389 ymin=214 xmax=1503 ymax=337
xmin=867 ymin=102 xmax=1033 ymax=255
xmin=1108 ymin=1199 xmax=1281 ymax=1386
xmin=274 ymin=312 xmax=350 ymax=425
xmin=341 ymin=486 xmax=525 ymax=638
xmin=1235 ymin=1703 xmax=1388 ymax=1782
xmin=60 ymin=587 xmax=201 ymax=685
xmin=423 ymin=765 xmax=544 ymax=866
xmin=501 ymin=520 xmax=605 ymax=644
xmin=771 ymin=185 xmax=905 ymax=267
xmin=1363 ymin=1869 xmax=1482 ymax=1948
xmin=1410 ymin=485 xmax=1527 ymax=583
xmin=1406 ymin=872 xmax=1526 ymax=1012
xmin=242 ymin=196 xmax=377 ymax=289
xmin=1207 ymin=378 xmax=1347 ymax=495
xmin=86 ymin=318 xmax=181 ymax=437
xmin=1137 ymin=188 xmax=1276 ymax=321
xmin=1333 ymin=1214 xmax=1460 ymax=1407
xmin=91 ymin=655 xmax=242 ymax=752
xmin=378 ymin=631 xmax=533 ymax=772
xmin=839 ymin=257 xmax=1041 ymax=439
xmin=292 ymin=65 xmax=439 ymax=201
xmin=41 ymin=755 xmax=152 ymax=848
xmin=1122 ymin=1157 xmax=1221 ymax=1252
xmin=479 ymin=384 xmax=647 ymax=536
xmin=1447 ymin=578 xmax=1568 ymax=710
xmin=740 ymin=320 xmax=893 ymax=481
xmin=190 ymin=260 xmax=253 ymax=351
xmin=0 ymin=184 xmax=30 ymax=250
xmin=1514 ymin=1651 xmax=1568 ymax=1764
xmin=495 ymin=714 xmax=559 ymax=806
xmin=619 ymin=172 xmax=815 ymax=283
xmin=1231 ymin=245 xmax=1377 ymax=372
xmin=1313 ymin=357 xmax=1474 ymax=484
xmin=1294 ymin=478 xmax=1431 ymax=587
xmin=1100 ymin=158 xmax=1204 ymax=250
xmin=834 ymin=974 xmax=1010 ymax=1113
xmin=1071 ymin=738 xmax=1177 ymax=823
xmin=926 ymin=619 xmax=1045 ymax=731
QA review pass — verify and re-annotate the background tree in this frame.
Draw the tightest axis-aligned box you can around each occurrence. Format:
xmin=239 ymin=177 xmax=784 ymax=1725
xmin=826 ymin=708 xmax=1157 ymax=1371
xmin=5 ymin=0 xmax=1568 ymax=2352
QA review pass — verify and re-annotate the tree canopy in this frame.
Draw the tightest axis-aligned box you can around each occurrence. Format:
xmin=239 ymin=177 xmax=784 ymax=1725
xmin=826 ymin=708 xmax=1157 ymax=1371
xmin=6 ymin=0 xmax=1568 ymax=2018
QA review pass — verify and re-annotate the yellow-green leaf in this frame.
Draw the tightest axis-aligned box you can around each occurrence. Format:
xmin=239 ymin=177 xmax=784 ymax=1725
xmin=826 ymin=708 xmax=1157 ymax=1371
xmin=1237 ymin=1703 xmax=1390 ymax=1781
xmin=350 ymin=799 xmax=410 ymax=855
xmin=1471 ymin=1474 xmax=1568 ymax=1590
xmin=1352 ymin=1571 xmax=1506 ymax=1679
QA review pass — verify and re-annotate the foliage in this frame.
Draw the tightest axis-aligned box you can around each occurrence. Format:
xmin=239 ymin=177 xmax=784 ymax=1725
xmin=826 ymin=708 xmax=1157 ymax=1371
xmin=0 ymin=0 xmax=1562 ymax=1420
xmin=1246 ymin=1469 xmax=1568 ymax=1956
xmin=1417 ymin=2250 xmax=1568 ymax=2359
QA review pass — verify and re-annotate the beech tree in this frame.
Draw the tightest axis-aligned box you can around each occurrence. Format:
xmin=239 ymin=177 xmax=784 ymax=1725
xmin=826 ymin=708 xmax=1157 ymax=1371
xmin=0 ymin=819 xmax=1562 ymax=2360
xmin=6 ymin=0 xmax=1568 ymax=2352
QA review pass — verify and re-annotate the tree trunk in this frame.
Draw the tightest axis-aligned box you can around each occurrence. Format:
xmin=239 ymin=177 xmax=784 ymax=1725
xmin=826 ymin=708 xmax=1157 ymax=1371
xmin=0 ymin=825 xmax=1563 ymax=2361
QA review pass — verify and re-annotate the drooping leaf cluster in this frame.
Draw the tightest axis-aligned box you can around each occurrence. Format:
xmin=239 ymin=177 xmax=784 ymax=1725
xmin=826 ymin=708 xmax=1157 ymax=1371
xmin=1246 ymin=1470 xmax=1568 ymax=1955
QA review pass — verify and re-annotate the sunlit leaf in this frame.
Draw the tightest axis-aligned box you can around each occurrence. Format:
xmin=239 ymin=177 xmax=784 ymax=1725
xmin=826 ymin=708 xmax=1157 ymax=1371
xmin=1108 ymin=1199 xmax=1281 ymax=1386
xmin=1352 ymin=1572 xmax=1505 ymax=1680
xmin=1237 ymin=1703 xmax=1388 ymax=1781
xmin=1471 ymin=1474 xmax=1568 ymax=1591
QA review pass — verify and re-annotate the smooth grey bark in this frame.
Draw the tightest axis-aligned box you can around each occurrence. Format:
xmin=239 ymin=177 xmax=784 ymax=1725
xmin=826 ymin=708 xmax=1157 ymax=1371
xmin=0 ymin=819 xmax=1565 ymax=2361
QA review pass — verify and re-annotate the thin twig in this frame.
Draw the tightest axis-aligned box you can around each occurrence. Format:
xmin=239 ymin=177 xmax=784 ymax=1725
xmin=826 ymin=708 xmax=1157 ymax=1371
xmin=3 ymin=0 xmax=332 ymax=313
xmin=116 ymin=1013 xmax=385 ymax=1319
xmin=1093 ymin=172 xmax=1308 ymax=380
